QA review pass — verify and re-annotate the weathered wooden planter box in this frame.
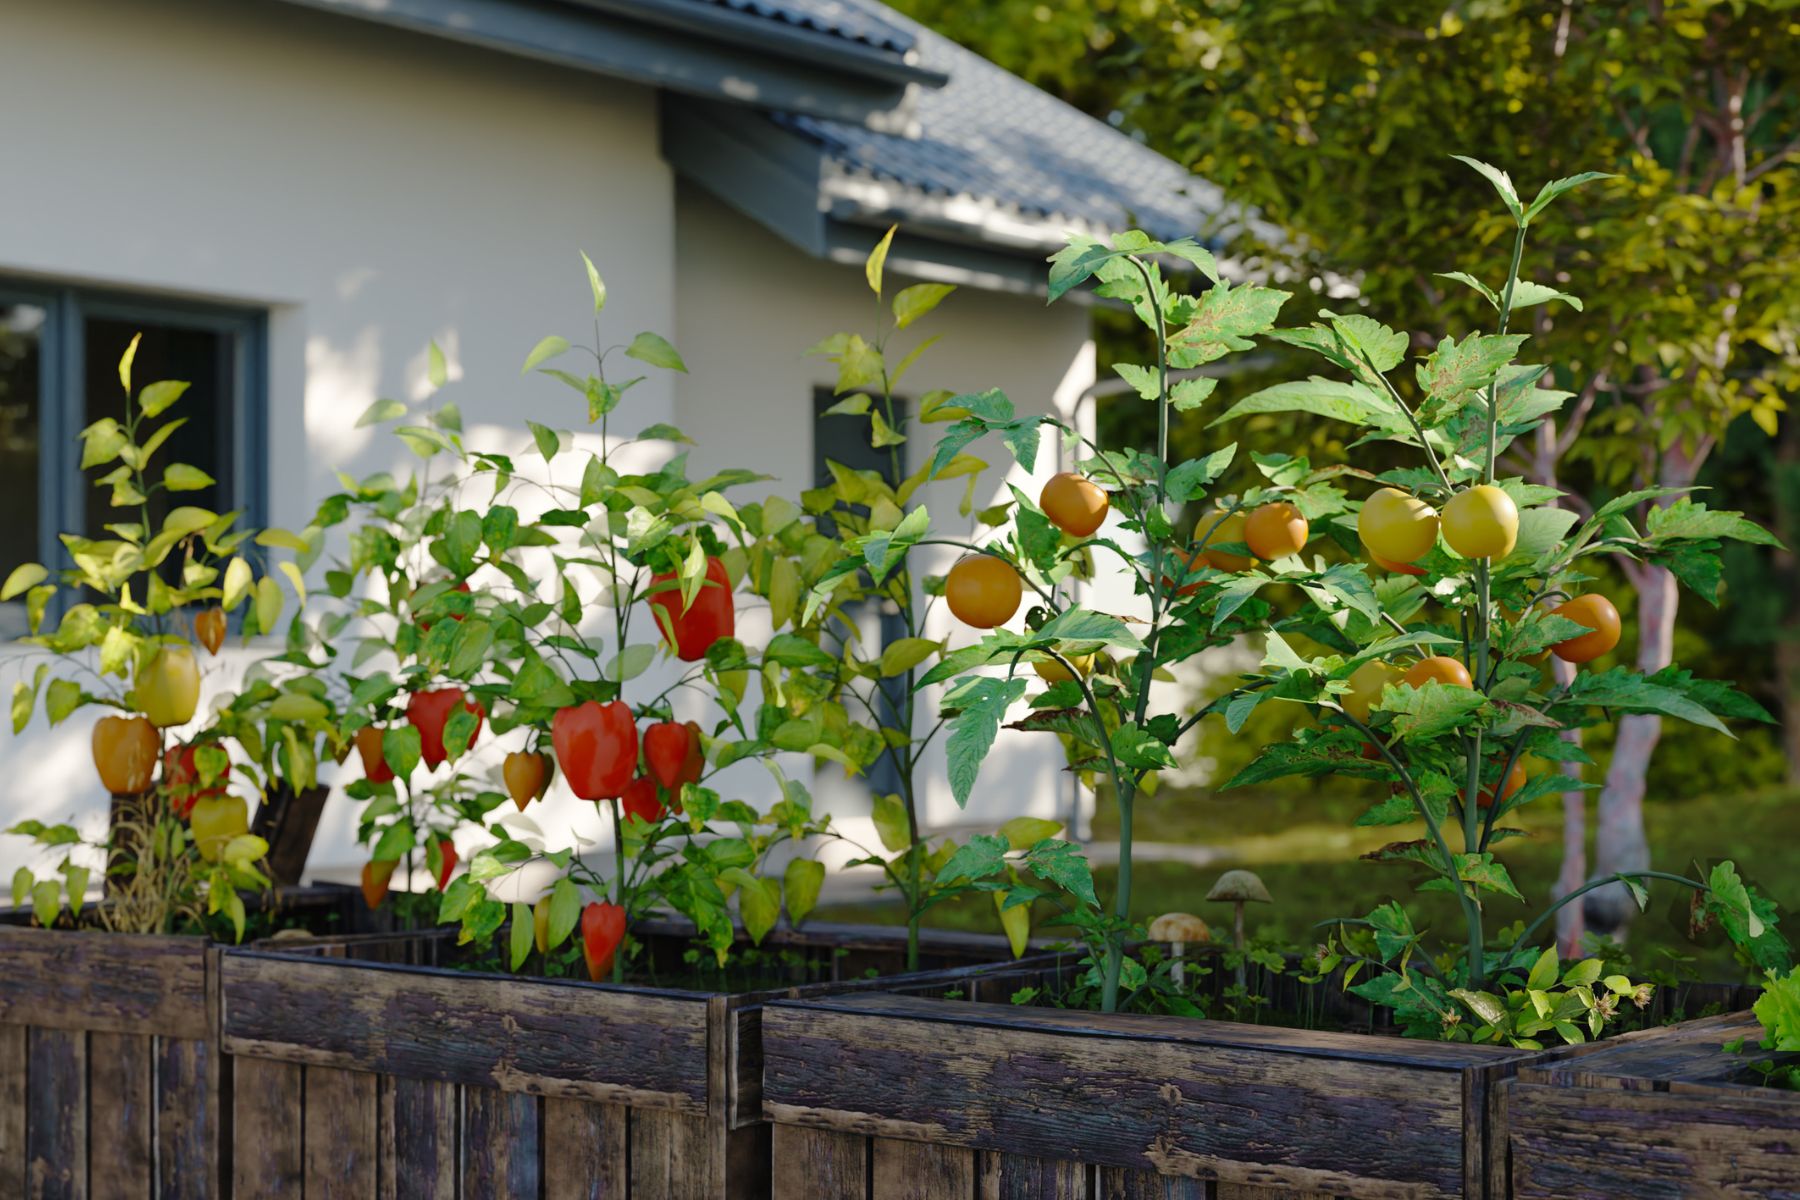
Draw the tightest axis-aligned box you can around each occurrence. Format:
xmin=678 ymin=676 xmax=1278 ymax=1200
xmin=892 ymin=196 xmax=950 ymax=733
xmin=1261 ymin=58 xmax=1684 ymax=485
xmin=0 ymin=884 xmax=365 ymax=1199
xmin=1505 ymin=1004 xmax=1799 ymax=1199
xmin=760 ymin=963 xmax=1532 ymax=1200
xmin=218 ymin=921 xmax=1061 ymax=1199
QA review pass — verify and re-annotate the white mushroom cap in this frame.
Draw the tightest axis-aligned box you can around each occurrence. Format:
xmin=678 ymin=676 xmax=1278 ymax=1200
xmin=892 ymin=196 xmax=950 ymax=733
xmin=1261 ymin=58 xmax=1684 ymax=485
xmin=1147 ymin=912 xmax=1211 ymax=943
xmin=1206 ymin=869 xmax=1272 ymax=904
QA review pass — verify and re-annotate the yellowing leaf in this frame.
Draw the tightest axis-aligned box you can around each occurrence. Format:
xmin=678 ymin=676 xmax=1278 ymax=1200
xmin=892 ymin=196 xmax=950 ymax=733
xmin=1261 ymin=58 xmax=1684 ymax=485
xmin=865 ymin=225 xmax=897 ymax=296
xmin=999 ymin=816 xmax=1062 ymax=850
xmin=222 ymin=557 xmax=252 ymax=611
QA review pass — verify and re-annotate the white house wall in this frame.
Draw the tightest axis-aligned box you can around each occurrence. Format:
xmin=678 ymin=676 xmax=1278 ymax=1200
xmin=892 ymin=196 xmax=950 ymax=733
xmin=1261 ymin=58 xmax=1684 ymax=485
xmin=672 ymin=186 xmax=1098 ymax=867
xmin=0 ymin=0 xmax=676 ymax=883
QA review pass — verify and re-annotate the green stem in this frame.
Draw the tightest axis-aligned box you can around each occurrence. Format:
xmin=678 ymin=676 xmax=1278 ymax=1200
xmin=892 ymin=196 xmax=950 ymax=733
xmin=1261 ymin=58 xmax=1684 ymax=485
xmin=610 ymin=797 xmax=626 ymax=984
xmin=1506 ymin=871 xmax=1706 ymax=961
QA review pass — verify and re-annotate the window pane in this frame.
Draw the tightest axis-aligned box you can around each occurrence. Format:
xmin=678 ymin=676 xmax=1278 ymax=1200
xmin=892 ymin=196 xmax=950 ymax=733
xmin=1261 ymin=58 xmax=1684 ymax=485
xmin=83 ymin=319 xmax=234 ymax=545
xmin=0 ymin=302 xmax=44 ymax=640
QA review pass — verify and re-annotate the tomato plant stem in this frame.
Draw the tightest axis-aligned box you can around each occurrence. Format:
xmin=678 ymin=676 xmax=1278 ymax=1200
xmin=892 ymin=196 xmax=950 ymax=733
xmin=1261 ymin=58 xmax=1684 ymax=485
xmin=610 ymin=795 xmax=626 ymax=984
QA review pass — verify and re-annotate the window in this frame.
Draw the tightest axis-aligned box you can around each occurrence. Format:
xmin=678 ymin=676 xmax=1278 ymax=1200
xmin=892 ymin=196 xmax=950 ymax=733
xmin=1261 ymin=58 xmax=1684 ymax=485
xmin=0 ymin=282 xmax=265 ymax=638
xmin=814 ymin=388 xmax=907 ymax=796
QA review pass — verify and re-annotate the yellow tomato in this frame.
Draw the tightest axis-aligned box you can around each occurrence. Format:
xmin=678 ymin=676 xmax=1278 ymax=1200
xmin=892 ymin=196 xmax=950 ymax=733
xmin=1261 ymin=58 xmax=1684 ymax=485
xmin=1357 ymin=488 xmax=1439 ymax=564
xmin=189 ymin=793 xmax=249 ymax=862
xmin=1033 ymin=653 xmax=1095 ymax=683
xmin=1442 ymin=485 xmax=1520 ymax=559
xmin=1196 ymin=510 xmax=1252 ymax=572
xmin=1342 ymin=660 xmax=1401 ymax=723
xmin=137 ymin=644 xmax=201 ymax=729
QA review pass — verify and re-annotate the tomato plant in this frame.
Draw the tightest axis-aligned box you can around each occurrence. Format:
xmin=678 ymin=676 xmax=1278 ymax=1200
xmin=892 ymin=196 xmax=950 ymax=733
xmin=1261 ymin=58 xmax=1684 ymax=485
xmin=908 ymin=161 xmax=1790 ymax=1028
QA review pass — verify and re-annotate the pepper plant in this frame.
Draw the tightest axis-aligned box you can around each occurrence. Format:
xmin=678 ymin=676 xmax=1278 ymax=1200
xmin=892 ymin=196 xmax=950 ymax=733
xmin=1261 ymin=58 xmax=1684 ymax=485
xmin=3 ymin=334 xmax=311 ymax=938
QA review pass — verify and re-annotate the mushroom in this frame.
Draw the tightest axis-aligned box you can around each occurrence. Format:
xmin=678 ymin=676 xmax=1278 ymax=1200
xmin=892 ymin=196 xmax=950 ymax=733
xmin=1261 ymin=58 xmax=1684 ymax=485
xmin=1147 ymin=912 xmax=1211 ymax=987
xmin=1207 ymin=869 xmax=1272 ymax=991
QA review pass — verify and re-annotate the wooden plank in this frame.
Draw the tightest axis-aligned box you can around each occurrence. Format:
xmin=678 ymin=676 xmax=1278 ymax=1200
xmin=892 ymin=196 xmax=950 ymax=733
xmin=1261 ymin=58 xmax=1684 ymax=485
xmin=231 ymin=1056 xmax=304 ymax=1200
xmin=630 ymin=1107 xmax=714 ymax=1198
xmin=543 ymin=1097 xmax=628 ymax=1199
xmin=1099 ymin=1167 xmax=1210 ymax=1198
xmin=874 ymin=1137 xmax=978 ymax=1199
xmin=0 ymin=1023 xmax=26 ymax=1199
xmin=462 ymin=1086 xmax=540 ymax=1199
xmin=0 ymin=928 xmax=208 ymax=1038
xmin=387 ymin=1076 xmax=457 ymax=1200
xmin=980 ymin=1152 xmax=1086 ymax=1200
xmin=1216 ymin=1186 xmax=1338 ymax=1199
xmin=791 ymin=992 xmax=1515 ymax=1070
xmin=1518 ymin=1010 xmax=1763 ymax=1088
xmin=1508 ymin=1078 xmax=1800 ymax=1199
xmin=26 ymin=1026 xmax=86 ymax=1200
xmin=158 ymin=1036 xmax=219 ymax=1198
xmin=764 ymin=1000 xmax=1472 ymax=1199
xmin=724 ymin=1122 xmax=774 ymax=1200
xmin=221 ymin=951 xmax=711 ymax=1112
xmin=304 ymin=1065 xmax=379 ymax=1198
xmin=88 ymin=1032 xmax=153 ymax=1200
xmin=771 ymin=1123 xmax=865 ymax=1200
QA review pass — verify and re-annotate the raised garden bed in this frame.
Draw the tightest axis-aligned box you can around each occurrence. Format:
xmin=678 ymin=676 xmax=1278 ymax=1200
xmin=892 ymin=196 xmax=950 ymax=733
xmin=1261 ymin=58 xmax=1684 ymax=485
xmin=0 ymin=884 xmax=366 ymax=1199
xmin=1504 ymin=992 xmax=1797 ymax=1200
xmin=218 ymin=920 xmax=1064 ymax=1199
xmin=759 ymin=959 xmax=1533 ymax=1200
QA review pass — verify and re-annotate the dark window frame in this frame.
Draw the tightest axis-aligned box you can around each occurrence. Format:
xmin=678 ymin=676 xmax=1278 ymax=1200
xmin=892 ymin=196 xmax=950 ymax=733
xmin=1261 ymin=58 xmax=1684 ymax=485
xmin=0 ymin=278 xmax=267 ymax=631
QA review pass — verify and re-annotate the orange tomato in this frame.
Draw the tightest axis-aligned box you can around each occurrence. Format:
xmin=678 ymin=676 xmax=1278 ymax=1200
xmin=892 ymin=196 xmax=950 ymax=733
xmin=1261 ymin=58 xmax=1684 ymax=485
xmin=945 ymin=556 xmax=1022 ymax=628
xmin=1196 ymin=510 xmax=1252 ymax=572
xmin=1244 ymin=502 xmax=1308 ymax=560
xmin=1039 ymin=472 xmax=1109 ymax=538
xmin=1467 ymin=761 xmax=1527 ymax=810
xmin=1369 ymin=552 xmax=1426 ymax=577
xmin=1403 ymin=656 xmax=1473 ymax=689
xmin=1550 ymin=594 xmax=1622 ymax=664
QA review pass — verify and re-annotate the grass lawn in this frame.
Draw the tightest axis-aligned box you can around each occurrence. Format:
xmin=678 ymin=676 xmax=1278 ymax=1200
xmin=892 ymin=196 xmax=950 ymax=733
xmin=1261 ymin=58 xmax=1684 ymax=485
xmin=818 ymin=782 xmax=1799 ymax=982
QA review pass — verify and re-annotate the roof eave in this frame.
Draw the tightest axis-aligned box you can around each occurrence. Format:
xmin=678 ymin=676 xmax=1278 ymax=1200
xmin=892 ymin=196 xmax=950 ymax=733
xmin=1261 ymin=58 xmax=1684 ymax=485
xmin=261 ymin=0 xmax=937 ymax=127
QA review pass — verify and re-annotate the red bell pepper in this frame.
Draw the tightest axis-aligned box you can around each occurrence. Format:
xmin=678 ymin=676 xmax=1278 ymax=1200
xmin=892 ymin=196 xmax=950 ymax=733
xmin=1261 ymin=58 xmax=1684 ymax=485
xmin=648 ymin=556 xmax=735 ymax=662
xmin=407 ymin=687 xmax=484 ymax=770
xmin=581 ymin=901 xmax=627 ymax=982
xmin=162 ymin=743 xmax=227 ymax=820
xmin=552 ymin=700 xmax=637 ymax=801
xmin=361 ymin=859 xmax=397 ymax=908
xmin=620 ymin=775 xmax=663 ymax=825
xmin=354 ymin=725 xmax=395 ymax=784
xmin=642 ymin=721 xmax=695 ymax=792
xmin=432 ymin=837 xmax=458 ymax=891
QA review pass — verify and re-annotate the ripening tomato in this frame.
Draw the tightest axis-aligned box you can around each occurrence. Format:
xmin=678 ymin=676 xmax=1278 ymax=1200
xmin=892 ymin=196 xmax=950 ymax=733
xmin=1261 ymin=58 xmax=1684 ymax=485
xmin=93 ymin=715 xmax=160 ymax=796
xmin=355 ymin=725 xmax=395 ymax=784
xmin=1404 ymin=656 xmax=1474 ymax=689
xmin=552 ymin=701 xmax=637 ymax=801
xmin=1442 ymin=485 xmax=1520 ymax=559
xmin=621 ymin=776 xmax=664 ymax=825
xmin=642 ymin=721 xmax=696 ymax=792
xmin=1244 ymin=502 xmax=1309 ymax=560
xmin=1039 ymin=472 xmax=1109 ymax=537
xmin=1196 ymin=509 xmax=1252 ymax=572
xmin=649 ymin=557 xmax=735 ymax=662
xmin=361 ymin=859 xmax=398 ymax=909
xmin=1469 ymin=761 xmax=1527 ymax=810
xmin=190 ymin=794 xmax=249 ymax=863
xmin=407 ymin=687 xmax=484 ymax=770
xmin=1342 ymin=660 xmax=1401 ymax=723
xmin=503 ymin=750 xmax=550 ymax=811
xmin=1161 ymin=545 xmax=1210 ymax=597
xmin=1033 ymin=653 xmax=1094 ymax=683
xmin=1369 ymin=552 xmax=1426 ymax=577
xmin=193 ymin=607 xmax=227 ymax=656
xmin=137 ymin=644 xmax=201 ymax=729
xmin=1358 ymin=488 xmax=1439 ymax=564
xmin=945 ymin=556 xmax=1022 ymax=628
xmin=163 ymin=743 xmax=226 ymax=820
xmin=1550 ymin=594 xmax=1622 ymax=664
xmin=582 ymin=901 xmax=627 ymax=982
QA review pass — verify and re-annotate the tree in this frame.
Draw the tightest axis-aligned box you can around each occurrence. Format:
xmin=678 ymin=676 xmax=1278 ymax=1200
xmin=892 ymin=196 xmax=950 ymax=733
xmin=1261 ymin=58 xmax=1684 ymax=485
xmin=893 ymin=0 xmax=1800 ymax=947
